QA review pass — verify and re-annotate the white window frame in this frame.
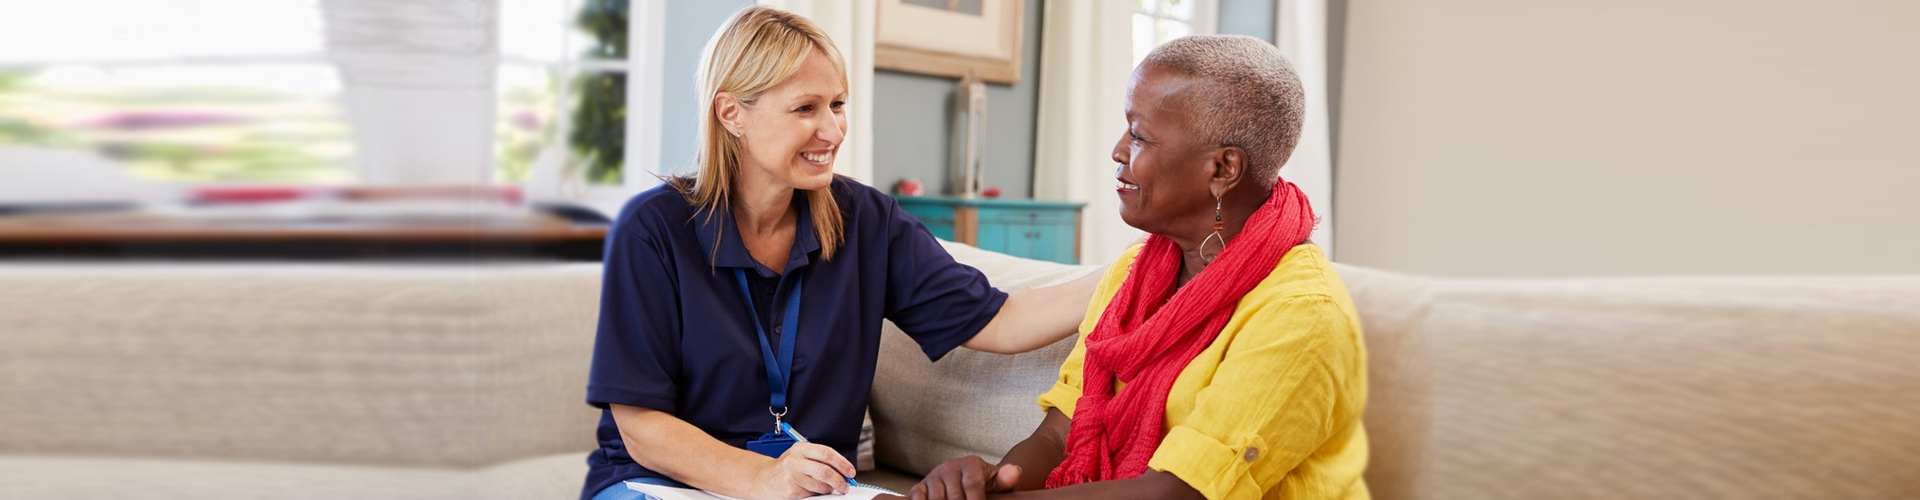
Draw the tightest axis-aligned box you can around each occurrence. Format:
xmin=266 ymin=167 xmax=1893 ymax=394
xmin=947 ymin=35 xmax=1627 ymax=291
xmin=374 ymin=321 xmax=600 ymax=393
xmin=620 ymin=0 xmax=666 ymax=198
xmin=1134 ymin=0 xmax=1219 ymax=60
xmin=509 ymin=0 xmax=664 ymax=215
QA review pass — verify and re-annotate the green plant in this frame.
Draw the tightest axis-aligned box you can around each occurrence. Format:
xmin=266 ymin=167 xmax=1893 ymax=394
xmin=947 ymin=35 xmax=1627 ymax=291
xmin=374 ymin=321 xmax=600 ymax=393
xmin=569 ymin=0 xmax=629 ymax=185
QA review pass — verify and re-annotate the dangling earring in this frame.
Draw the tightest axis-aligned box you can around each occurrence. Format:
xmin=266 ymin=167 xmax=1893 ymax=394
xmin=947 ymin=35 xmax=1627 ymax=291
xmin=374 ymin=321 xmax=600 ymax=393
xmin=1199 ymin=195 xmax=1225 ymax=265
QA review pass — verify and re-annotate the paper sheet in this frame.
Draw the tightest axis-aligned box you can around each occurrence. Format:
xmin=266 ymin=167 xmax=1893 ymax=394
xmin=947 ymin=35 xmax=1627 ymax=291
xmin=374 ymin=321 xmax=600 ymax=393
xmin=624 ymin=481 xmax=896 ymax=500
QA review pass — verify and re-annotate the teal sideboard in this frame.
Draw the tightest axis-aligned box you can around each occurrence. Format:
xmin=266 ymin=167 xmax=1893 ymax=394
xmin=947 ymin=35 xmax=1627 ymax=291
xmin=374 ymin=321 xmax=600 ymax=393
xmin=895 ymin=196 xmax=1086 ymax=265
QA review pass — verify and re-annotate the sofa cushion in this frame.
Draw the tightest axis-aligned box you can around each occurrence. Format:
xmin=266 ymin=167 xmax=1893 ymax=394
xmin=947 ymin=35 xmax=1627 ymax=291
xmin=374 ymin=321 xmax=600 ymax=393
xmin=479 ymin=452 xmax=591 ymax=500
xmin=1425 ymin=275 xmax=1920 ymax=499
xmin=0 ymin=452 xmax=616 ymax=500
xmin=0 ymin=454 xmax=469 ymax=500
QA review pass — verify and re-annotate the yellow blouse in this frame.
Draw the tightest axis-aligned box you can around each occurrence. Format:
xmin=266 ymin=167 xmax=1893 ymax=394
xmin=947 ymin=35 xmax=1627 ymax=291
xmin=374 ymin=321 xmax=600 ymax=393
xmin=1037 ymin=243 xmax=1369 ymax=500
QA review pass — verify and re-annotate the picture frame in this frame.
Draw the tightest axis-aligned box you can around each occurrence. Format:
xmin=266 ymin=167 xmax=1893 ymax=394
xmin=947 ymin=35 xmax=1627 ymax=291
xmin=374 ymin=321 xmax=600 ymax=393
xmin=874 ymin=0 xmax=1025 ymax=84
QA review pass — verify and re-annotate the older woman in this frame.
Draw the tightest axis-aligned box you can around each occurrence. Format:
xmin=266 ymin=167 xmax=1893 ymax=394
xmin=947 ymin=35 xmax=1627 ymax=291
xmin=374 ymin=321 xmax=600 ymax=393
xmin=582 ymin=6 xmax=1101 ymax=500
xmin=911 ymin=36 xmax=1369 ymax=500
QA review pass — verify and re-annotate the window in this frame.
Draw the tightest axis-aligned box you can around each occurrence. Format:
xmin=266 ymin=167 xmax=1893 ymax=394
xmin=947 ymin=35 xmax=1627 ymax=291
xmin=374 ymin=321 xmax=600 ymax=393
xmin=497 ymin=0 xmax=643 ymax=187
xmin=0 ymin=0 xmax=351 ymax=183
xmin=1132 ymin=0 xmax=1218 ymax=65
xmin=0 ymin=0 xmax=657 ymax=190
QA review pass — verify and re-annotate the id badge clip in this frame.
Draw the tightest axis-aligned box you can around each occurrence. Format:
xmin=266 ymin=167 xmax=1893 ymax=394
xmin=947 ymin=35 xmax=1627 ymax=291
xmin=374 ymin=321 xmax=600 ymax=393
xmin=746 ymin=432 xmax=797 ymax=458
xmin=747 ymin=407 xmax=797 ymax=458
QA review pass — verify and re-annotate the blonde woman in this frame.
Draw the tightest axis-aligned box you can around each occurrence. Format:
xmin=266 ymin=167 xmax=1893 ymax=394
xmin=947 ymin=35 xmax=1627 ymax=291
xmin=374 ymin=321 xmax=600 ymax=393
xmin=582 ymin=6 xmax=1101 ymax=500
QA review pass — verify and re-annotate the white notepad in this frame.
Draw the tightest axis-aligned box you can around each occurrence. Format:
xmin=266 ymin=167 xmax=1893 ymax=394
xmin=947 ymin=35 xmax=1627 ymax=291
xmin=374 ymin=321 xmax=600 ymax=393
xmin=624 ymin=481 xmax=897 ymax=500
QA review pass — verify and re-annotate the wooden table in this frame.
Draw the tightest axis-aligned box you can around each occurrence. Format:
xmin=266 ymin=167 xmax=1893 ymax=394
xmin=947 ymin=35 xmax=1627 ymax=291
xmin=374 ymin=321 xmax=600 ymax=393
xmin=0 ymin=212 xmax=609 ymax=260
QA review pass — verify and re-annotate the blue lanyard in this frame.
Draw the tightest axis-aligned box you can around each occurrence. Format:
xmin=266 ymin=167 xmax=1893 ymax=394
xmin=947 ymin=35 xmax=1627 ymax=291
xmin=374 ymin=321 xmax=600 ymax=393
xmin=733 ymin=269 xmax=802 ymax=420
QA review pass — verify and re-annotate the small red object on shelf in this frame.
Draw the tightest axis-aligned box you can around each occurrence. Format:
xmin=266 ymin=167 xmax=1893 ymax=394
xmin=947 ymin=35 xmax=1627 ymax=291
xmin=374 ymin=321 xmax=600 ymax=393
xmin=190 ymin=185 xmax=525 ymax=205
xmin=191 ymin=186 xmax=317 ymax=203
xmin=981 ymin=187 xmax=1002 ymax=199
xmin=894 ymin=178 xmax=925 ymax=197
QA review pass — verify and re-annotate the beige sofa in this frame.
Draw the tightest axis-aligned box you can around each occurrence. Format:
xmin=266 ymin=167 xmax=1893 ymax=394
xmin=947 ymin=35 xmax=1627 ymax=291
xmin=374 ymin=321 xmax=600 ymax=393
xmin=3 ymin=243 xmax=1917 ymax=499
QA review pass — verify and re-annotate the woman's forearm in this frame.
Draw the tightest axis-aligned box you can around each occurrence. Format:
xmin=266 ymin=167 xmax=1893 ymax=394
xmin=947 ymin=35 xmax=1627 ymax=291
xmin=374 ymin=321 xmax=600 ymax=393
xmin=998 ymin=437 xmax=1065 ymax=491
xmin=611 ymin=404 xmax=774 ymax=498
xmin=998 ymin=409 xmax=1073 ymax=491
xmin=993 ymin=410 xmax=1201 ymax=500
xmin=967 ymin=267 xmax=1106 ymax=354
xmin=991 ymin=471 xmax=1203 ymax=500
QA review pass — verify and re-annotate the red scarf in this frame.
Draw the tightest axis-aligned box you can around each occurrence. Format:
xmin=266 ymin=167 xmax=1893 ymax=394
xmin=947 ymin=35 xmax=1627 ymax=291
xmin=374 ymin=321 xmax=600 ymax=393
xmin=1046 ymin=180 xmax=1317 ymax=487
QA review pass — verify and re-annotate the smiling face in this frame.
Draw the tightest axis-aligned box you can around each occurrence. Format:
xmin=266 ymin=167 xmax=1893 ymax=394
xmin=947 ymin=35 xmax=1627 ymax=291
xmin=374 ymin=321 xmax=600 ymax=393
xmin=1111 ymin=63 xmax=1222 ymax=242
xmin=723 ymin=49 xmax=847 ymax=193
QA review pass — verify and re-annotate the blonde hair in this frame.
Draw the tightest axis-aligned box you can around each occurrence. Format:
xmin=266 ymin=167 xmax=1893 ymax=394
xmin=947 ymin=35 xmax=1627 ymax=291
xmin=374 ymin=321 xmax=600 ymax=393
xmin=678 ymin=5 xmax=848 ymax=260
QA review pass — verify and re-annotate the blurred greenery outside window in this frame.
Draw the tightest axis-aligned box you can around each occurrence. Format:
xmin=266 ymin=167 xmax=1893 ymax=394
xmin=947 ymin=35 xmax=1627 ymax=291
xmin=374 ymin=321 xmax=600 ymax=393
xmin=0 ymin=1 xmax=351 ymax=183
xmin=499 ymin=0 xmax=631 ymax=187
xmin=0 ymin=65 xmax=356 ymax=183
xmin=0 ymin=0 xmax=635 ymax=186
xmin=566 ymin=0 xmax=629 ymax=186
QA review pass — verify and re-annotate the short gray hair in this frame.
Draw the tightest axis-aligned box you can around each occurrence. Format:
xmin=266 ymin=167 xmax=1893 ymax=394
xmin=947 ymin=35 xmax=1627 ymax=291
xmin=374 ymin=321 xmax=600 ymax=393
xmin=1141 ymin=35 xmax=1305 ymax=189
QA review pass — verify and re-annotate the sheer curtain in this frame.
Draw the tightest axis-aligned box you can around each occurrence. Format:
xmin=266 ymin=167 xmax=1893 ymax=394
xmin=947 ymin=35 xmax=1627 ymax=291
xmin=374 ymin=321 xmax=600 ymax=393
xmin=1031 ymin=0 xmax=1136 ymax=266
xmin=1277 ymin=0 xmax=1336 ymax=255
xmin=321 ymin=0 xmax=496 ymax=185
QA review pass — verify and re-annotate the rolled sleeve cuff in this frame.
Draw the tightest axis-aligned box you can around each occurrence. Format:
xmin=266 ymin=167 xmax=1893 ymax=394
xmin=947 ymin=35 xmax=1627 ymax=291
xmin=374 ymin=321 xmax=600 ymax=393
xmin=1035 ymin=383 xmax=1081 ymax=418
xmin=1149 ymin=426 xmax=1264 ymax=500
xmin=585 ymin=384 xmax=677 ymax=414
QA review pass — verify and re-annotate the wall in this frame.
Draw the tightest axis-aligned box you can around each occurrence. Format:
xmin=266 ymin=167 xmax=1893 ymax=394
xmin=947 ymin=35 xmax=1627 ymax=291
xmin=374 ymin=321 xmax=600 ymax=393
xmin=1217 ymin=0 xmax=1275 ymax=43
xmin=1326 ymin=0 xmax=1346 ymax=170
xmin=1336 ymin=0 xmax=1920 ymax=276
xmin=657 ymin=0 xmax=754 ymax=175
xmin=870 ymin=0 xmax=1043 ymax=198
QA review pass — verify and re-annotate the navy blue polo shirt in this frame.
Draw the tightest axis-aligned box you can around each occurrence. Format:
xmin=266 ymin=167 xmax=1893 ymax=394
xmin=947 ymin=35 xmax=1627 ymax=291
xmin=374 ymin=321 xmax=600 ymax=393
xmin=581 ymin=178 xmax=1008 ymax=499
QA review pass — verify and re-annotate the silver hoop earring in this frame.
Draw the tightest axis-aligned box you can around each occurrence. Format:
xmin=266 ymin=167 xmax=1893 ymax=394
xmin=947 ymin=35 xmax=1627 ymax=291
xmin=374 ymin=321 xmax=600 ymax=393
xmin=1200 ymin=196 xmax=1225 ymax=264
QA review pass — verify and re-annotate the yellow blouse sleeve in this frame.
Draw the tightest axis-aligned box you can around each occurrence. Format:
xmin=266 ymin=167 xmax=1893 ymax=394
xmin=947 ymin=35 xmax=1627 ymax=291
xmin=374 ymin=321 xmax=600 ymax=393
xmin=1036 ymin=245 xmax=1140 ymax=417
xmin=1147 ymin=295 xmax=1352 ymax=500
xmin=1034 ymin=332 xmax=1090 ymax=417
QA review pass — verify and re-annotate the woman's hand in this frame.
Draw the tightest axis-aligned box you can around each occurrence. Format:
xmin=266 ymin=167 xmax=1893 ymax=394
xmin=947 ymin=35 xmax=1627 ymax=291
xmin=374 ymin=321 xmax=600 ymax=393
xmin=909 ymin=455 xmax=1020 ymax=500
xmin=751 ymin=443 xmax=858 ymax=499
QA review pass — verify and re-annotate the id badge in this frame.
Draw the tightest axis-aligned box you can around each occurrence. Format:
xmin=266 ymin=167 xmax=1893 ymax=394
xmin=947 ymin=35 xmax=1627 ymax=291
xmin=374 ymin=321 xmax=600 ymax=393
xmin=745 ymin=432 xmax=797 ymax=458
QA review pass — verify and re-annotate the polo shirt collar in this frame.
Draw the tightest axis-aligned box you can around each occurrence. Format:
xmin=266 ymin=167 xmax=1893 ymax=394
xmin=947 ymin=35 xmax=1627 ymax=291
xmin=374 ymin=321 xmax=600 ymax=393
xmin=693 ymin=193 xmax=821 ymax=275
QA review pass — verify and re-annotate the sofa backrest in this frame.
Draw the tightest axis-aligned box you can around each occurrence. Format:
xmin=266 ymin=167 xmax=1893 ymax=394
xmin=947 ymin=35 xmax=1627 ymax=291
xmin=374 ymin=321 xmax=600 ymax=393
xmin=869 ymin=242 xmax=1095 ymax=473
xmin=1423 ymin=275 xmax=1920 ymax=499
xmin=0 ymin=263 xmax=605 ymax=468
xmin=1333 ymin=263 xmax=1435 ymax=500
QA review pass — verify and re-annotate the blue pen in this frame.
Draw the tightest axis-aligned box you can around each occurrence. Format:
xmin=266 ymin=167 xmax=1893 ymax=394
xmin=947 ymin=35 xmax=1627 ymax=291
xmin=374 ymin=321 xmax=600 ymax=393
xmin=778 ymin=422 xmax=859 ymax=488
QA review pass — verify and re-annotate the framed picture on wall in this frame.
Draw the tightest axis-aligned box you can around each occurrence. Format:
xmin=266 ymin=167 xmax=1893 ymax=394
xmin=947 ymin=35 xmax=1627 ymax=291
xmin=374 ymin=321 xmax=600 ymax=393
xmin=875 ymin=0 xmax=1024 ymax=84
